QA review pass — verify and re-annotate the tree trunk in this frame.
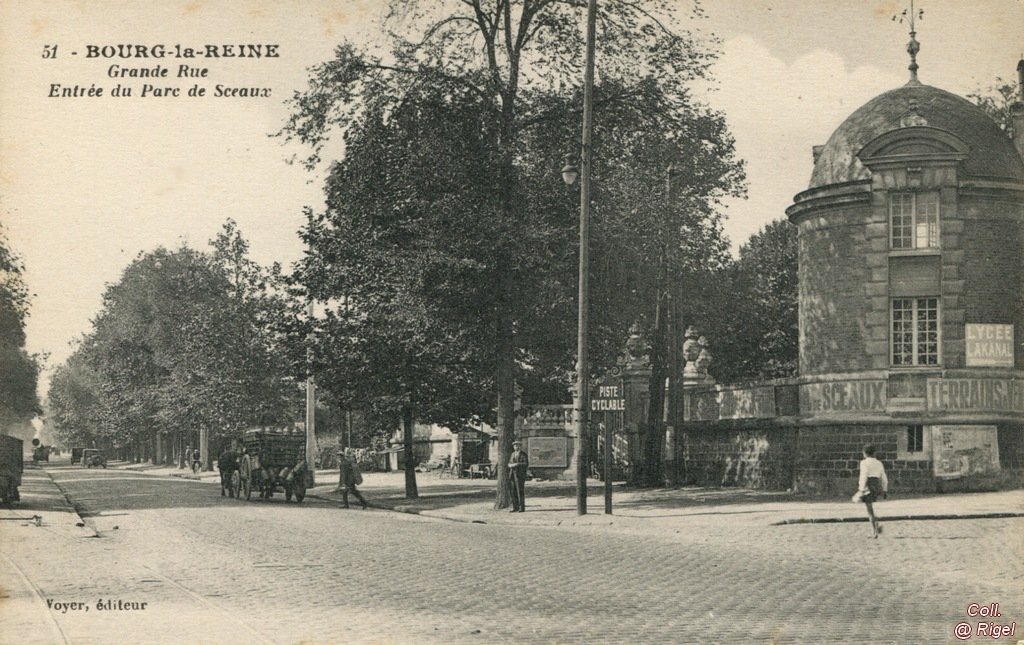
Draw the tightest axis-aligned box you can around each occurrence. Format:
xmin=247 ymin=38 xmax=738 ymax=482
xmin=200 ymin=425 xmax=210 ymax=471
xmin=640 ymin=291 xmax=667 ymax=487
xmin=402 ymin=406 xmax=418 ymax=499
xmin=493 ymin=310 xmax=515 ymax=510
xmin=492 ymin=97 xmax=517 ymax=511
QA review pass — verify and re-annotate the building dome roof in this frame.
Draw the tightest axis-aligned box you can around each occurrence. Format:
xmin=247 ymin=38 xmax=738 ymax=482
xmin=809 ymin=82 xmax=1024 ymax=189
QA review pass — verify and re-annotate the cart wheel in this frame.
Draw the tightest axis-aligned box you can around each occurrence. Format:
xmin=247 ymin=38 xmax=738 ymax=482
xmin=230 ymin=471 xmax=240 ymax=498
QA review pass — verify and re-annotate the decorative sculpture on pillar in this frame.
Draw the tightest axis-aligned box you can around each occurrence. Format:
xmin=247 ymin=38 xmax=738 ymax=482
xmin=682 ymin=326 xmax=702 ymax=376
xmin=695 ymin=336 xmax=712 ymax=377
xmin=622 ymin=322 xmax=651 ymax=370
xmin=682 ymin=326 xmax=714 ymax=385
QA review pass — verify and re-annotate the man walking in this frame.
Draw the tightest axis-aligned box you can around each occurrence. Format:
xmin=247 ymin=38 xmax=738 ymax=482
xmin=508 ymin=439 xmax=529 ymax=512
xmin=337 ymin=449 xmax=368 ymax=509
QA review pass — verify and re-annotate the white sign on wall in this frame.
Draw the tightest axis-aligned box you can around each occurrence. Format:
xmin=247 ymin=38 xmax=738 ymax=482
xmin=931 ymin=425 xmax=1000 ymax=479
xmin=527 ymin=437 xmax=567 ymax=468
xmin=965 ymin=324 xmax=1014 ymax=368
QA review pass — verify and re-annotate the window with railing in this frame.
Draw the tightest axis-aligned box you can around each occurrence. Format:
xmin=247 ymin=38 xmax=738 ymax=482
xmin=892 ymin=297 xmax=940 ymax=366
xmin=890 ymin=191 xmax=939 ymax=250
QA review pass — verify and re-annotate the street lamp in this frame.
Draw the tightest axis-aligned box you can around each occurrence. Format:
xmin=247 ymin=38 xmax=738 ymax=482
xmin=561 ymin=155 xmax=579 ymax=186
xmin=561 ymin=151 xmax=587 ymax=516
xmin=567 ymin=0 xmax=598 ymax=516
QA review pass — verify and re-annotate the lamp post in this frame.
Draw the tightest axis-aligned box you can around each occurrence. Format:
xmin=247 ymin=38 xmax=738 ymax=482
xmin=562 ymin=0 xmax=598 ymax=516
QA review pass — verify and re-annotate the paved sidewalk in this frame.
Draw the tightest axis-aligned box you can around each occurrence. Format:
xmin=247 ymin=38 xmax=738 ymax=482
xmin=109 ymin=459 xmax=1024 ymax=537
xmin=0 ymin=463 xmax=98 ymax=644
xmin=0 ymin=462 xmax=95 ymax=537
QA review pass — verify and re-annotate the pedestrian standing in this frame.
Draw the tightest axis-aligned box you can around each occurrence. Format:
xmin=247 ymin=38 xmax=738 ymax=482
xmin=507 ymin=439 xmax=529 ymax=512
xmin=337 ymin=450 xmax=368 ymax=509
xmin=853 ymin=444 xmax=888 ymax=538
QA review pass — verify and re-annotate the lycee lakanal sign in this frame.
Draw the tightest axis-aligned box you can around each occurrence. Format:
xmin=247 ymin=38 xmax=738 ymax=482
xmin=965 ymin=324 xmax=1014 ymax=367
xmin=927 ymin=378 xmax=1024 ymax=413
xmin=799 ymin=380 xmax=886 ymax=414
xmin=591 ymin=384 xmax=625 ymax=412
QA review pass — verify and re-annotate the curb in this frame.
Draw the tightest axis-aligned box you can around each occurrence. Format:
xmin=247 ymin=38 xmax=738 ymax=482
xmin=114 ymin=470 xmax=1024 ymax=530
xmin=770 ymin=512 xmax=1024 ymax=525
xmin=35 ymin=465 xmax=99 ymax=537
xmin=314 ymin=492 xmax=1024 ymax=530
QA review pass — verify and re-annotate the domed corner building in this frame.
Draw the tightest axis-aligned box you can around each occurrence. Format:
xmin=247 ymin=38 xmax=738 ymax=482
xmin=782 ymin=52 xmax=1024 ymax=494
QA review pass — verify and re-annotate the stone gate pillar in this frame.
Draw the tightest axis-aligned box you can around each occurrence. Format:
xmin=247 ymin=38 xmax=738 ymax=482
xmin=620 ymin=325 xmax=652 ymax=471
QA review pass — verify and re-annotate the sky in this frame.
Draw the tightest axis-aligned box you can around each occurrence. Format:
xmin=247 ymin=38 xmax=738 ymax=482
xmin=1 ymin=0 xmax=1022 ymax=397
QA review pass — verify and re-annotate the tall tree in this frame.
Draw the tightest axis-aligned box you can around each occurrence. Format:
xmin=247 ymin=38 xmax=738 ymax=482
xmin=49 ymin=227 xmax=300 ymax=463
xmin=282 ymin=0 xmax=744 ymax=503
xmin=731 ymin=218 xmax=798 ymax=381
xmin=0 ymin=224 xmax=40 ymax=435
xmin=968 ymin=77 xmax=1021 ymax=136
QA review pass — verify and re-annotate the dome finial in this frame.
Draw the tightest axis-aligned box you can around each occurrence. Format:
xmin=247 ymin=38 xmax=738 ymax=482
xmin=894 ymin=0 xmax=925 ymax=83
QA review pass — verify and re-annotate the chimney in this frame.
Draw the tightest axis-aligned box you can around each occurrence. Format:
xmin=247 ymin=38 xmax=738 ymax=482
xmin=1011 ymin=58 xmax=1024 ymax=160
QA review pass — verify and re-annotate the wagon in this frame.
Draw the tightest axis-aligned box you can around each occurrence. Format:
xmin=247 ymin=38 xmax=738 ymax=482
xmin=0 ymin=436 xmax=23 ymax=504
xmin=238 ymin=430 xmax=312 ymax=503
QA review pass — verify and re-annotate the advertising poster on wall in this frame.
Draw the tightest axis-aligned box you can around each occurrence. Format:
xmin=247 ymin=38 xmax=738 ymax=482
xmin=526 ymin=436 xmax=568 ymax=469
xmin=931 ymin=425 xmax=1001 ymax=479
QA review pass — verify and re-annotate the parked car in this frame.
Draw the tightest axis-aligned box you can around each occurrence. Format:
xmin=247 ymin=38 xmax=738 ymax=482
xmin=82 ymin=449 xmax=106 ymax=468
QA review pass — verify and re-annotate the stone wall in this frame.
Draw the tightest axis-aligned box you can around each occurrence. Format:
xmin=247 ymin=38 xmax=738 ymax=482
xmin=791 ymin=424 xmax=933 ymax=496
xmin=682 ymin=425 xmax=795 ymax=490
xmin=680 ymin=421 xmax=1023 ymax=496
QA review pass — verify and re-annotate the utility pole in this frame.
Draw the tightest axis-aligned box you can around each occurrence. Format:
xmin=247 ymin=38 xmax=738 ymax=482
xmin=573 ymin=0 xmax=598 ymax=515
xmin=305 ymin=299 xmax=316 ymax=484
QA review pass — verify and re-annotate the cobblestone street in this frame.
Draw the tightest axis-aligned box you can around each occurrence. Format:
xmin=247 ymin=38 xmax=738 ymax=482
xmin=1 ymin=463 xmax=1021 ymax=644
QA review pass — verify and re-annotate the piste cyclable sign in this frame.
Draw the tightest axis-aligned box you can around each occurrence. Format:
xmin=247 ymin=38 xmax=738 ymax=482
xmin=591 ymin=384 xmax=625 ymax=412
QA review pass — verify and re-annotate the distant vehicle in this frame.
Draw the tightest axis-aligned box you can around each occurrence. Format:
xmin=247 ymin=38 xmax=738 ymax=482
xmin=0 ymin=436 xmax=23 ymax=504
xmin=81 ymin=448 xmax=107 ymax=469
xmin=71 ymin=447 xmax=83 ymax=464
xmin=32 ymin=444 xmax=51 ymax=464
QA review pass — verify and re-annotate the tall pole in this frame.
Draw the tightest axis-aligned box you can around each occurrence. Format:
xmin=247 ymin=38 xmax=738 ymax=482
xmin=604 ymin=395 xmax=613 ymax=514
xmin=574 ymin=0 xmax=598 ymax=515
xmin=305 ymin=299 xmax=316 ymax=483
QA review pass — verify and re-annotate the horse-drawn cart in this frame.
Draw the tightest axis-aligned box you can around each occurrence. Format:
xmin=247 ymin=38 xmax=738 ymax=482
xmin=239 ymin=430 xmax=312 ymax=503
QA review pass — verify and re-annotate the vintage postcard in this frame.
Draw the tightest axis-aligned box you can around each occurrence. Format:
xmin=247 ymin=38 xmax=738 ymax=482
xmin=2 ymin=1 xmax=1022 ymax=643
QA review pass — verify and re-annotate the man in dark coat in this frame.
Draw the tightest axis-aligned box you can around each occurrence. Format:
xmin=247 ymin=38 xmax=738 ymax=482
xmin=218 ymin=448 xmax=239 ymax=497
xmin=337 ymin=451 xmax=368 ymax=509
xmin=507 ymin=439 xmax=529 ymax=512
